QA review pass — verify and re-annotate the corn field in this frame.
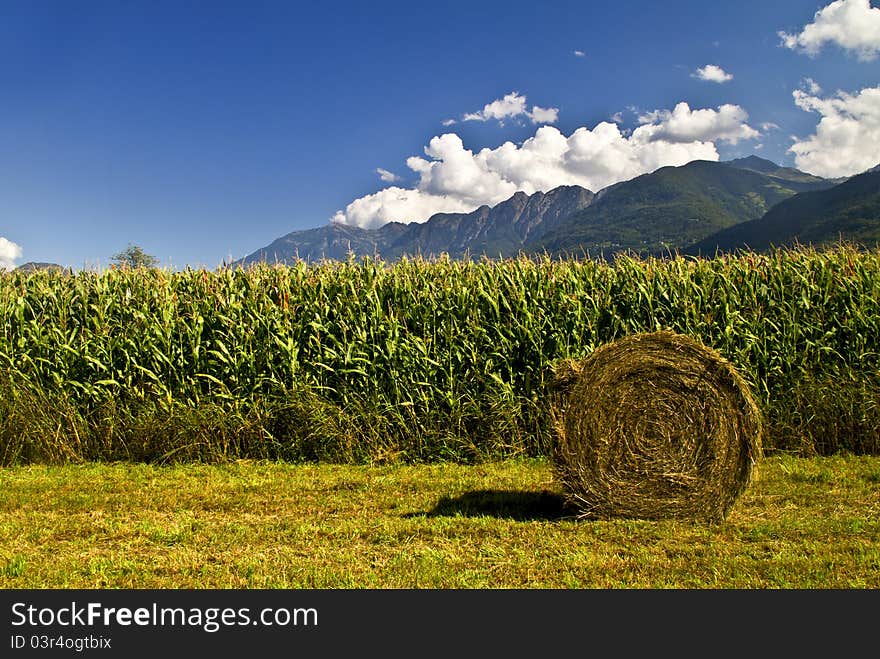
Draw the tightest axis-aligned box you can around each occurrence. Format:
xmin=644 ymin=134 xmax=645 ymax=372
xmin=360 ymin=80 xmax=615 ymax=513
xmin=2 ymin=245 xmax=879 ymax=464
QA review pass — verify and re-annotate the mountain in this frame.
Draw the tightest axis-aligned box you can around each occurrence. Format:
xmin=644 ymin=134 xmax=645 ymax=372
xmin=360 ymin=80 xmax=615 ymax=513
xmin=686 ymin=168 xmax=880 ymax=254
xmin=725 ymin=155 xmax=841 ymax=192
xmin=526 ymin=159 xmax=834 ymax=259
xmin=382 ymin=185 xmax=594 ymax=259
xmin=237 ymin=185 xmax=594 ymax=265
xmin=239 ymin=222 xmax=409 ymax=265
xmin=238 ymin=156 xmax=839 ymax=266
xmin=15 ymin=262 xmax=67 ymax=273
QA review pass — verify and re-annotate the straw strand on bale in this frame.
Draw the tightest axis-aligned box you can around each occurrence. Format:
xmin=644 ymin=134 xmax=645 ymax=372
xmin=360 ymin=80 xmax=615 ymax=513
xmin=552 ymin=331 xmax=762 ymax=522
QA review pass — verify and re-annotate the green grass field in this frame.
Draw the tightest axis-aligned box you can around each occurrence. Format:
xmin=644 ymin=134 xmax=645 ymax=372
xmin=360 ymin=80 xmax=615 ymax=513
xmin=2 ymin=454 xmax=877 ymax=588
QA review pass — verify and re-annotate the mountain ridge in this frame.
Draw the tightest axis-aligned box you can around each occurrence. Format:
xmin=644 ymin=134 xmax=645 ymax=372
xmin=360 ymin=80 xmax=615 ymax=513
xmin=237 ymin=184 xmax=595 ymax=265
xmin=525 ymin=159 xmax=834 ymax=258
xmin=14 ymin=262 xmax=68 ymax=273
xmin=687 ymin=168 xmax=880 ymax=254
xmin=237 ymin=156 xmax=865 ymax=265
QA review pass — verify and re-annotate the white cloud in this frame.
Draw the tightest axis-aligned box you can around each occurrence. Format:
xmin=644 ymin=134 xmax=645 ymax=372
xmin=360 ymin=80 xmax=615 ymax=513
xmin=634 ymin=102 xmax=760 ymax=145
xmin=0 ymin=236 xmax=22 ymax=271
xmin=441 ymin=118 xmax=457 ymax=126
xmin=376 ymin=168 xmax=401 ymax=183
xmin=528 ymin=105 xmax=560 ymax=124
xmin=760 ymin=122 xmax=781 ymax=131
xmin=462 ymin=91 xmax=559 ymax=125
xmin=790 ymin=84 xmax=880 ymax=177
xmin=573 ymin=50 xmax=586 ymax=57
xmin=803 ymin=77 xmax=823 ymax=94
xmin=692 ymin=64 xmax=733 ymax=83
xmin=331 ymin=186 xmax=475 ymax=230
xmin=333 ymin=102 xmax=760 ymax=229
xmin=463 ymin=92 xmax=526 ymax=122
xmin=779 ymin=0 xmax=880 ymax=61
xmin=610 ymin=111 xmax=624 ymax=123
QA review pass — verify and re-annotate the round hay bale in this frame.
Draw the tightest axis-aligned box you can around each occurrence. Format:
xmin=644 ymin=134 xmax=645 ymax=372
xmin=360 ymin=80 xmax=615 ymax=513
xmin=552 ymin=331 xmax=762 ymax=522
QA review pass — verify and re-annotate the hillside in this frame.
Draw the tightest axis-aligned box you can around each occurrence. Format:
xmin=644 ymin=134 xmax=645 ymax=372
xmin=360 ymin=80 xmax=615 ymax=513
xmin=239 ymin=157 xmax=837 ymax=265
xmin=725 ymin=155 xmax=840 ymax=192
xmin=687 ymin=168 xmax=880 ymax=254
xmin=238 ymin=185 xmax=594 ymax=265
xmin=15 ymin=262 xmax=67 ymax=273
xmin=238 ymin=222 xmax=409 ymax=265
xmin=383 ymin=185 xmax=594 ymax=259
xmin=527 ymin=159 xmax=832 ymax=258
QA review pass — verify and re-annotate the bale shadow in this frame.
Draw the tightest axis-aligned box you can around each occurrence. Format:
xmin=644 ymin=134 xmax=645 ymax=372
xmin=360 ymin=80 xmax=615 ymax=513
xmin=406 ymin=489 xmax=575 ymax=521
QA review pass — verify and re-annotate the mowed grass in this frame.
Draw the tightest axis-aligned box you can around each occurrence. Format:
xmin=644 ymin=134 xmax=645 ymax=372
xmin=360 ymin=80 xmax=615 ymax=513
xmin=1 ymin=455 xmax=878 ymax=589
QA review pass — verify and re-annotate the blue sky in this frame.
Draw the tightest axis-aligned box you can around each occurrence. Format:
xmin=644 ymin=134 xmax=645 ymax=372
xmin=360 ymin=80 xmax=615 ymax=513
xmin=1 ymin=0 xmax=878 ymax=269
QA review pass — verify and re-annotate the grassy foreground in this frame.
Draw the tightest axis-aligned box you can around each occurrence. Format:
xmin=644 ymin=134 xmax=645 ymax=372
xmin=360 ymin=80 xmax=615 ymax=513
xmin=1 ymin=455 xmax=878 ymax=589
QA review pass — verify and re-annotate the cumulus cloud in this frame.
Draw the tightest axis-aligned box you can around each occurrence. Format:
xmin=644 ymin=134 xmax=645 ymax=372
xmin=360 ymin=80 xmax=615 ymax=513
xmin=692 ymin=64 xmax=734 ymax=83
xmin=803 ymin=77 xmax=823 ymax=94
xmin=376 ymin=168 xmax=401 ymax=183
xmin=462 ymin=91 xmax=559 ymax=125
xmin=789 ymin=84 xmax=880 ymax=177
xmin=573 ymin=50 xmax=586 ymax=57
xmin=779 ymin=0 xmax=880 ymax=61
xmin=441 ymin=118 xmax=457 ymax=126
xmin=331 ymin=186 xmax=475 ymax=230
xmin=0 ymin=236 xmax=22 ymax=271
xmin=333 ymin=102 xmax=760 ymax=229
xmin=528 ymin=105 xmax=560 ymax=124
xmin=635 ymin=102 xmax=760 ymax=145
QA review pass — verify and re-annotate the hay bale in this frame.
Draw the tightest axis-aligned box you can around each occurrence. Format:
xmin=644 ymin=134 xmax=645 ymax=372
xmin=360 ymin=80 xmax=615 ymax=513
xmin=552 ymin=331 xmax=762 ymax=522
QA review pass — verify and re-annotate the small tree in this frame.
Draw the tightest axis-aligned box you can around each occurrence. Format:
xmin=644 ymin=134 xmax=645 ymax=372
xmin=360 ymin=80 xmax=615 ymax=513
xmin=111 ymin=243 xmax=159 ymax=269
